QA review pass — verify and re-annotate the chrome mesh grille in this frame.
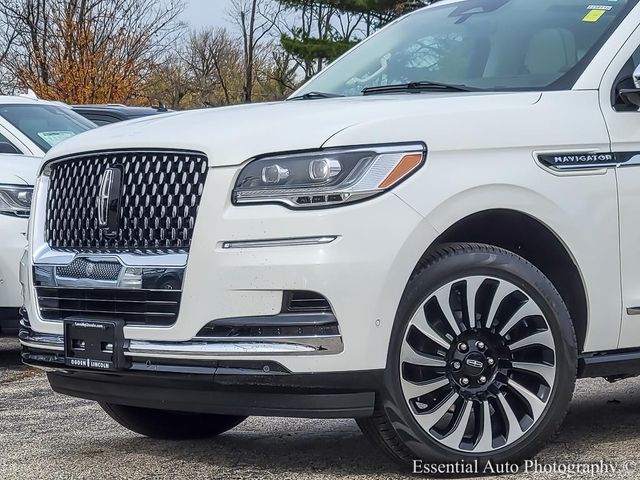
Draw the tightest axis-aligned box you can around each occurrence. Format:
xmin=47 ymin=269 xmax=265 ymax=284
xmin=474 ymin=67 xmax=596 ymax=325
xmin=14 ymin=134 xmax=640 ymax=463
xmin=55 ymin=258 xmax=121 ymax=281
xmin=45 ymin=150 xmax=208 ymax=253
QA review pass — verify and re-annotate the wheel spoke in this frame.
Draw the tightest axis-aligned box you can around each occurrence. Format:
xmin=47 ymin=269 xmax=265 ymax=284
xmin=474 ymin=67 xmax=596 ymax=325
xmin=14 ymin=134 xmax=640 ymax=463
xmin=415 ymin=392 xmax=460 ymax=431
xmin=510 ymin=361 xmax=555 ymax=386
xmin=401 ymin=377 xmax=450 ymax=400
xmin=401 ymin=273 xmax=558 ymax=455
xmin=473 ymin=401 xmax=494 ymax=452
xmin=465 ymin=277 xmax=484 ymax=329
xmin=434 ymin=286 xmax=462 ymax=336
xmin=402 ymin=343 xmax=447 ymax=368
xmin=508 ymin=329 xmax=554 ymax=351
xmin=485 ymin=281 xmax=518 ymax=329
xmin=440 ymin=400 xmax=472 ymax=449
xmin=507 ymin=379 xmax=547 ymax=420
xmin=410 ymin=307 xmax=451 ymax=349
xmin=497 ymin=392 xmax=524 ymax=444
xmin=498 ymin=300 xmax=543 ymax=337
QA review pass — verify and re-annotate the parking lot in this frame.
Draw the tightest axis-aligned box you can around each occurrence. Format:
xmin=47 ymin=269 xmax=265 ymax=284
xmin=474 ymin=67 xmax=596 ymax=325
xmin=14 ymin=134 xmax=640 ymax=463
xmin=1 ymin=336 xmax=640 ymax=479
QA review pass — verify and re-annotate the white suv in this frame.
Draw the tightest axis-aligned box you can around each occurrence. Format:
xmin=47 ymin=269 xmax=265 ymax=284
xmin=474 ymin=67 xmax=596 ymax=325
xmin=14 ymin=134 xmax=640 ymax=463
xmin=19 ymin=0 xmax=640 ymax=467
xmin=0 ymin=97 xmax=93 ymax=332
xmin=0 ymin=153 xmax=38 ymax=332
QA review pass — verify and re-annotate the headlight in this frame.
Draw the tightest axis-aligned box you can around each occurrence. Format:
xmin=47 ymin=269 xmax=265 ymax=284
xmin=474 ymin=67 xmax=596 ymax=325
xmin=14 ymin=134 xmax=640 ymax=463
xmin=233 ymin=143 xmax=426 ymax=208
xmin=0 ymin=185 xmax=33 ymax=217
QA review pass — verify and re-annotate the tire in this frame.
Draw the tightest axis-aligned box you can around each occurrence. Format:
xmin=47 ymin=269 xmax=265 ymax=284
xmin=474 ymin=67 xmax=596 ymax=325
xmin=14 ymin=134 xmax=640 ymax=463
xmin=358 ymin=243 xmax=577 ymax=467
xmin=100 ymin=403 xmax=247 ymax=440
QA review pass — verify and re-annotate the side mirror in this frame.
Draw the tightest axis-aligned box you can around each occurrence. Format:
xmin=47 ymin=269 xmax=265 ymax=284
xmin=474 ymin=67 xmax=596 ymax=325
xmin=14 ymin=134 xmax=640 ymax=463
xmin=0 ymin=142 xmax=21 ymax=154
xmin=619 ymin=64 xmax=640 ymax=108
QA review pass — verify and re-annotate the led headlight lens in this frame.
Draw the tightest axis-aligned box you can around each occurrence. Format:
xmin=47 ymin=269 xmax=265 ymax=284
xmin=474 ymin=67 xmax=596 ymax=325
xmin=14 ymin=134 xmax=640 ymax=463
xmin=0 ymin=184 xmax=33 ymax=217
xmin=309 ymin=158 xmax=342 ymax=181
xmin=233 ymin=143 xmax=425 ymax=208
xmin=262 ymin=164 xmax=290 ymax=184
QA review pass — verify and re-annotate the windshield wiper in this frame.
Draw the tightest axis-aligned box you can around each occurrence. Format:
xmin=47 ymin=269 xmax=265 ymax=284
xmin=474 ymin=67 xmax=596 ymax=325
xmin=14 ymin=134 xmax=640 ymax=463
xmin=288 ymin=91 xmax=345 ymax=101
xmin=362 ymin=81 xmax=476 ymax=95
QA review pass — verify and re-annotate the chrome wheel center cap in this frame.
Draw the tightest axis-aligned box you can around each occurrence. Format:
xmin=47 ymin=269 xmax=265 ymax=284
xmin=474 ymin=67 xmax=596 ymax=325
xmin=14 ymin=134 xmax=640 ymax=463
xmin=463 ymin=353 xmax=485 ymax=375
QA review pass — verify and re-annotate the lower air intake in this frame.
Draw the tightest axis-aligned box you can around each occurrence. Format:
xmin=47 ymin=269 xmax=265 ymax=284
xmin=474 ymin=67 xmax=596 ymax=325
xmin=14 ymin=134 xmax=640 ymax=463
xmin=283 ymin=291 xmax=332 ymax=313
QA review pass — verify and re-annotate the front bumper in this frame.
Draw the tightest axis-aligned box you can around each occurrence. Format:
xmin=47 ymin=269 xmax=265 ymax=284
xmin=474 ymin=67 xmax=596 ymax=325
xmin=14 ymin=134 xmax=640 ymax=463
xmin=22 ymin=337 xmax=381 ymax=418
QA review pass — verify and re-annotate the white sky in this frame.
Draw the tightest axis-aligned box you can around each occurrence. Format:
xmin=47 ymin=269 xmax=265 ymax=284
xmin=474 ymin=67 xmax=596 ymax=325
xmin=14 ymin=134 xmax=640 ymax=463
xmin=180 ymin=0 xmax=232 ymax=29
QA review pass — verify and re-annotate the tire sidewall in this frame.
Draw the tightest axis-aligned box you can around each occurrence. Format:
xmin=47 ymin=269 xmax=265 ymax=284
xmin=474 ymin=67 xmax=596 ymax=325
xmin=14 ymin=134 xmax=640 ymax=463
xmin=381 ymin=245 xmax=577 ymax=465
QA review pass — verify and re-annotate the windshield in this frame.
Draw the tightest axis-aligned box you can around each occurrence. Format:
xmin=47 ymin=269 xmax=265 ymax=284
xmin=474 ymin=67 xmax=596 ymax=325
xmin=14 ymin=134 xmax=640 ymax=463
xmin=0 ymin=104 xmax=95 ymax=152
xmin=295 ymin=0 xmax=635 ymax=97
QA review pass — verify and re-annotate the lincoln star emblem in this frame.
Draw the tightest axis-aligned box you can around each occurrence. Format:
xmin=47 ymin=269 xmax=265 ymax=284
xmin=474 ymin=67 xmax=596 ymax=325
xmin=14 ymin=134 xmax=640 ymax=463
xmin=97 ymin=169 xmax=114 ymax=228
xmin=466 ymin=358 xmax=484 ymax=369
xmin=97 ymin=166 xmax=123 ymax=237
xmin=85 ymin=262 xmax=96 ymax=277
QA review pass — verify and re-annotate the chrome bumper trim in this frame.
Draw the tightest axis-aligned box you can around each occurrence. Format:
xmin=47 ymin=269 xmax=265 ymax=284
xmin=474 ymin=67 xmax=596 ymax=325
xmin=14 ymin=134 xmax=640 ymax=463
xmin=18 ymin=330 xmax=64 ymax=352
xmin=19 ymin=340 xmax=64 ymax=352
xmin=221 ymin=236 xmax=337 ymax=249
xmin=20 ymin=331 xmax=343 ymax=357
xmin=32 ymin=246 xmax=188 ymax=267
xmin=127 ymin=335 xmax=343 ymax=358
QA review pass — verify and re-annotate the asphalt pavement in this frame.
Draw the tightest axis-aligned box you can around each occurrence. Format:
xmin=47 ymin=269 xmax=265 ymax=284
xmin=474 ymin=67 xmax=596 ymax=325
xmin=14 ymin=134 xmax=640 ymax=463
xmin=2 ymin=336 xmax=640 ymax=479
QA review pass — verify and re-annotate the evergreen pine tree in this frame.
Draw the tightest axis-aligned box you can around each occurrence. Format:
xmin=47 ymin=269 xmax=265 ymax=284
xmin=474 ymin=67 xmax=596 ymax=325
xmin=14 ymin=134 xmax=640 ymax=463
xmin=278 ymin=1 xmax=430 ymax=79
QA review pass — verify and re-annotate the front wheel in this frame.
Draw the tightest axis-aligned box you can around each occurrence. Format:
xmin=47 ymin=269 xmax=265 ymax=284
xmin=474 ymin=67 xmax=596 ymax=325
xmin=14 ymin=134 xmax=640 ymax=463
xmin=358 ymin=243 xmax=577 ymax=466
xmin=100 ymin=403 xmax=247 ymax=440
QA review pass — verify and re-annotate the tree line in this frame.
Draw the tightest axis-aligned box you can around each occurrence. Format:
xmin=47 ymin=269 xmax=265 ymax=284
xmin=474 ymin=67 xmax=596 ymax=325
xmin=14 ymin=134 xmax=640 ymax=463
xmin=0 ymin=0 xmax=438 ymax=108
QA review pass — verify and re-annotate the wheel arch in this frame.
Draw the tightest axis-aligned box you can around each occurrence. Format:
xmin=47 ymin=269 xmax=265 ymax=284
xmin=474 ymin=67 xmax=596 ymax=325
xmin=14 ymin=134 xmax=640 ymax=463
xmin=417 ymin=209 xmax=588 ymax=352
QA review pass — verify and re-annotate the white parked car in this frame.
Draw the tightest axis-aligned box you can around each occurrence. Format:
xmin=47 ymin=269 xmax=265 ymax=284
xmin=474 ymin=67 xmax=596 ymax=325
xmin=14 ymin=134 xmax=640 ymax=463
xmin=0 ymin=96 xmax=94 ymax=157
xmin=0 ymin=154 xmax=38 ymax=333
xmin=0 ymin=96 xmax=94 ymax=333
xmin=19 ymin=0 xmax=640 ymax=467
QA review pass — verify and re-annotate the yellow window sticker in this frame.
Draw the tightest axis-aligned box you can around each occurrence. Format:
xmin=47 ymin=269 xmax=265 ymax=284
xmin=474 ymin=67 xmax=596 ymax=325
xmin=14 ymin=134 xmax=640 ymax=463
xmin=583 ymin=9 xmax=606 ymax=22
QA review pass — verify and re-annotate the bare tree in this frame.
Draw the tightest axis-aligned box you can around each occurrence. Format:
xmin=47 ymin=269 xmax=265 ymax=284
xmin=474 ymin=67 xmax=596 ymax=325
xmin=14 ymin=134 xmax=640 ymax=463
xmin=142 ymin=52 xmax=193 ymax=109
xmin=144 ymin=26 xmax=295 ymax=109
xmin=186 ymin=28 xmax=245 ymax=105
xmin=229 ymin=0 xmax=283 ymax=102
xmin=261 ymin=47 xmax=298 ymax=98
xmin=0 ymin=5 xmax=19 ymax=93
xmin=0 ymin=0 xmax=185 ymax=103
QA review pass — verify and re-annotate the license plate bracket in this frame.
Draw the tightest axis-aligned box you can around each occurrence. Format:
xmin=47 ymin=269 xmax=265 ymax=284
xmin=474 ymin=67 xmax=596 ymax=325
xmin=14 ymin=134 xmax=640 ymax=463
xmin=64 ymin=318 xmax=128 ymax=371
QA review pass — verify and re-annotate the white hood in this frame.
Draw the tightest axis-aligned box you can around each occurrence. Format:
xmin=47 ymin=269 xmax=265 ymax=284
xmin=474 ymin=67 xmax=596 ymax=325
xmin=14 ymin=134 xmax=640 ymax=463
xmin=44 ymin=92 xmax=542 ymax=168
xmin=0 ymin=154 xmax=40 ymax=185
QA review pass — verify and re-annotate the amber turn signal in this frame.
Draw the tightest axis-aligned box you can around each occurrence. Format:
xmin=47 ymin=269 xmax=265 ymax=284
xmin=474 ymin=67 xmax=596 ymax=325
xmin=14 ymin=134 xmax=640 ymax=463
xmin=378 ymin=153 xmax=423 ymax=189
